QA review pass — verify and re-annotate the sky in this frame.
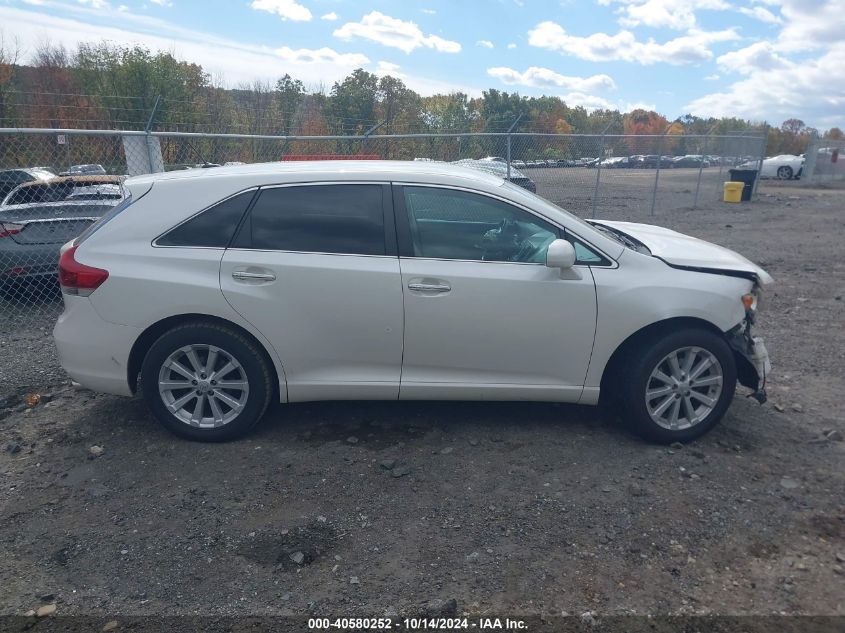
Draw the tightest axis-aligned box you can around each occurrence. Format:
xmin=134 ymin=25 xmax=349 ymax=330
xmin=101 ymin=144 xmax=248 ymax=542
xmin=1 ymin=0 xmax=843 ymax=128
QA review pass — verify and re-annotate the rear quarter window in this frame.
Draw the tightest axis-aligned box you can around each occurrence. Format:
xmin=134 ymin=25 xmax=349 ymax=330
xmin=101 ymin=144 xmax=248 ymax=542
xmin=157 ymin=190 xmax=257 ymax=248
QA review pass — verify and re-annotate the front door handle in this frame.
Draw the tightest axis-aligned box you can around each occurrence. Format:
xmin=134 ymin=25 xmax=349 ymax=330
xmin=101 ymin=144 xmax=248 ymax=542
xmin=408 ymin=282 xmax=451 ymax=293
xmin=232 ymin=270 xmax=276 ymax=282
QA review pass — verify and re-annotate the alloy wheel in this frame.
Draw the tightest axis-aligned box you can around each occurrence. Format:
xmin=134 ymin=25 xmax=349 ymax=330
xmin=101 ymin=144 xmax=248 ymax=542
xmin=157 ymin=344 xmax=250 ymax=428
xmin=644 ymin=346 xmax=724 ymax=431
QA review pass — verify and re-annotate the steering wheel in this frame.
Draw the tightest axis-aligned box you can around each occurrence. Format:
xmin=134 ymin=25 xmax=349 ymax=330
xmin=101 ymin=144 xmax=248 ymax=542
xmin=479 ymin=218 xmax=524 ymax=261
xmin=511 ymin=231 xmax=556 ymax=263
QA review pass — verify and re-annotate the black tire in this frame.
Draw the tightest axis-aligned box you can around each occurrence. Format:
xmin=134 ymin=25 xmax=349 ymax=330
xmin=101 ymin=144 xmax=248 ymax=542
xmin=777 ymin=165 xmax=793 ymax=180
xmin=620 ymin=328 xmax=737 ymax=443
xmin=140 ymin=322 xmax=273 ymax=441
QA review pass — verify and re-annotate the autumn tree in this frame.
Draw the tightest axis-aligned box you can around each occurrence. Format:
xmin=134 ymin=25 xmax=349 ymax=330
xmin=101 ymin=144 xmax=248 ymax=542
xmin=0 ymin=32 xmax=20 ymax=128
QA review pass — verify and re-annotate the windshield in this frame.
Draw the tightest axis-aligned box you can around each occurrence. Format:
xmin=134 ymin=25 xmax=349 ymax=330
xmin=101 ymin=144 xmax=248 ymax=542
xmin=500 ymin=181 xmax=600 ymax=235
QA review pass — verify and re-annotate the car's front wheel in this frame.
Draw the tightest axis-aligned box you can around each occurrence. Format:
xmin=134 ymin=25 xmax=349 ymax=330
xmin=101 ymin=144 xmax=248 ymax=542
xmin=777 ymin=165 xmax=793 ymax=179
xmin=622 ymin=328 xmax=737 ymax=443
xmin=140 ymin=322 xmax=273 ymax=441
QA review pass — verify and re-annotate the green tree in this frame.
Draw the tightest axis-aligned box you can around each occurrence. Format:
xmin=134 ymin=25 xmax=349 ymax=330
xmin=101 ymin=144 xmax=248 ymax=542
xmin=326 ymin=68 xmax=379 ymax=135
xmin=276 ymin=73 xmax=304 ymax=134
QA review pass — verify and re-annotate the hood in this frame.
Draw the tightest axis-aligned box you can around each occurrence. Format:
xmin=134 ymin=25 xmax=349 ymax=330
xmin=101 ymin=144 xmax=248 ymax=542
xmin=591 ymin=220 xmax=774 ymax=286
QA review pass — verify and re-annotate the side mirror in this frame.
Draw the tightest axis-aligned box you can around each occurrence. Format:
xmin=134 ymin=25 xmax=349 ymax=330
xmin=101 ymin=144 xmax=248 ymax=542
xmin=545 ymin=239 xmax=576 ymax=269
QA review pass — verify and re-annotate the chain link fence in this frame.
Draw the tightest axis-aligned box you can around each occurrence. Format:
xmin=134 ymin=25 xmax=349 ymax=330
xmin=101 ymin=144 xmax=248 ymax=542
xmin=0 ymin=127 xmax=766 ymax=389
xmin=802 ymin=137 xmax=845 ymax=184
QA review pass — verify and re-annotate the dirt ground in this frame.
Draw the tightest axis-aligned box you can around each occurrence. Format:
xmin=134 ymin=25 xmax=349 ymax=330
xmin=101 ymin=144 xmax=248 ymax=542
xmin=0 ymin=180 xmax=843 ymax=620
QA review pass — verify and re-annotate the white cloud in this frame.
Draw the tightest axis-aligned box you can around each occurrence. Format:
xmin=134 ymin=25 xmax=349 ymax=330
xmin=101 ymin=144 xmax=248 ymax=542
xmin=738 ymin=5 xmax=782 ymax=24
xmin=0 ymin=4 xmax=366 ymax=87
xmin=150 ymin=0 xmax=172 ymax=7
xmin=476 ymin=40 xmax=494 ymax=49
xmin=507 ymin=43 xmax=517 ymax=49
xmin=683 ymin=2 xmax=845 ymax=126
xmin=333 ymin=11 xmax=461 ymax=54
xmin=274 ymin=46 xmax=369 ymax=66
xmin=320 ymin=12 xmax=338 ymax=21
xmin=528 ymin=20 xmax=738 ymax=64
xmin=421 ymin=9 xmax=436 ymax=15
xmin=78 ymin=0 xmax=109 ymax=8
xmin=775 ymin=0 xmax=845 ymax=53
xmin=561 ymin=92 xmax=655 ymax=112
xmin=250 ymin=0 xmax=312 ymax=22
xmin=704 ymin=73 xmax=720 ymax=80
xmin=487 ymin=66 xmax=616 ymax=92
xmin=599 ymin=0 xmax=730 ymax=30
xmin=375 ymin=61 xmax=404 ymax=78
xmin=716 ymin=41 xmax=789 ymax=75
xmin=686 ymin=41 xmax=845 ymax=125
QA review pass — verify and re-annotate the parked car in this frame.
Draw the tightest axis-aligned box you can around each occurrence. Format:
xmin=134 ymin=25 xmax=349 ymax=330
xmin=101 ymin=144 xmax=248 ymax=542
xmin=0 ymin=168 xmax=56 ymax=200
xmin=453 ymin=159 xmax=537 ymax=192
xmin=639 ymin=155 xmax=674 ymax=169
xmin=600 ymin=156 xmax=630 ymax=168
xmin=672 ymin=155 xmax=711 ymax=169
xmin=54 ymin=161 xmax=772 ymax=444
xmin=2 ymin=175 xmax=125 ymax=208
xmin=1 ymin=199 xmax=121 ymax=293
xmin=59 ymin=164 xmax=107 ymax=177
xmin=740 ymin=154 xmax=804 ymax=180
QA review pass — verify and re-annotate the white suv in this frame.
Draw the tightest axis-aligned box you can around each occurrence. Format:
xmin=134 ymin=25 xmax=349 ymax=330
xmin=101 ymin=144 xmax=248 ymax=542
xmin=53 ymin=161 xmax=772 ymax=443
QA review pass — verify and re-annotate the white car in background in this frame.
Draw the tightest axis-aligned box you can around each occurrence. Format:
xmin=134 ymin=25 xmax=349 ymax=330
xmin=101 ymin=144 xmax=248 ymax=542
xmin=54 ymin=161 xmax=772 ymax=444
xmin=743 ymin=154 xmax=804 ymax=180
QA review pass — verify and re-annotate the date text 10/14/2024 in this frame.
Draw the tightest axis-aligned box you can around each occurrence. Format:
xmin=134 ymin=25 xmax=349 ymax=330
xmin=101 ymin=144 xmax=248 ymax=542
xmin=307 ymin=617 xmax=528 ymax=630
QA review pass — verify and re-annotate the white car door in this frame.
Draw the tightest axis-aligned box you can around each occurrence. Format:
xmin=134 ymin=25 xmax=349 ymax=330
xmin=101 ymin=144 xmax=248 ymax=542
xmin=394 ymin=184 xmax=599 ymax=402
xmin=220 ymin=183 xmax=404 ymax=402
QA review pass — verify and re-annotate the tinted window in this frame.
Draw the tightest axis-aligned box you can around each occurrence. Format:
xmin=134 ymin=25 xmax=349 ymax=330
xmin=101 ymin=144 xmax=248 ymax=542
xmin=158 ymin=190 xmax=255 ymax=247
xmin=242 ymin=184 xmax=385 ymax=255
xmin=403 ymin=186 xmax=559 ymax=263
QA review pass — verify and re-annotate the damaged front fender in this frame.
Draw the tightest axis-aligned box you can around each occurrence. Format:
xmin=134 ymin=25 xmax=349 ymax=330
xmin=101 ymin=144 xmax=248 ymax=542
xmin=726 ymin=320 xmax=771 ymax=403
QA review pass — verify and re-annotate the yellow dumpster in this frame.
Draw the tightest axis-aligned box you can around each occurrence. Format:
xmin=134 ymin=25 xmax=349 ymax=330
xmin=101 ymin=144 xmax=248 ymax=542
xmin=723 ymin=181 xmax=744 ymax=203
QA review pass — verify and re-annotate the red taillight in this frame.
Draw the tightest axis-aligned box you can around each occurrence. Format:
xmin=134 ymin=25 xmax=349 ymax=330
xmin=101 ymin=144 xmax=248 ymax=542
xmin=58 ymin=245 xmax=109 ymax=296
xmin=0 ymin=223 xmax=22 ymax=238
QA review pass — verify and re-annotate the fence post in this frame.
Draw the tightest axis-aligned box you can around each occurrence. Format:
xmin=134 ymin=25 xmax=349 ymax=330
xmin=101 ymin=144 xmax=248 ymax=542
xmin=591 ymin=134 xmax=606 ymax=218
xmin=650 ymin=132 xmax=666 ymax=216
xmin=506 ymin=114 xmax=522 ymax=181
xmin=801 ymin=132 xmax=819 ymax=185
xmin=751 ymin=124 xmax=769 ymax=198
xmin=144 ymin=95 xmax=161 ymax=172
xmin=693 ymin=135 xmax=706 ymax=209
xmin=506 ymin=134 xmax=511 ymax=180
xmin=591 ymin=121 xmax=614 ymax=218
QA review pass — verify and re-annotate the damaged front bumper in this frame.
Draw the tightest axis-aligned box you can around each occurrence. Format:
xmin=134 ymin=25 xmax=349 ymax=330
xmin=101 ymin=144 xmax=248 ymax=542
xmin=726 ymin=319 xmax=771 ymax=404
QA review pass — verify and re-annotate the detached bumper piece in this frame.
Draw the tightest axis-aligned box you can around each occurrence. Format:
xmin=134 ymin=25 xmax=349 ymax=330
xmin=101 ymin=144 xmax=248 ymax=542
xmin=727 ymin=320 xmax=771 ymax=404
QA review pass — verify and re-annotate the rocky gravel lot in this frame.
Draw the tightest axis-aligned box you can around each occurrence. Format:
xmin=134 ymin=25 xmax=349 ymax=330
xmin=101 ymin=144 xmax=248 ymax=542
xmin=0 ymin=182 xmax=843 ymax=621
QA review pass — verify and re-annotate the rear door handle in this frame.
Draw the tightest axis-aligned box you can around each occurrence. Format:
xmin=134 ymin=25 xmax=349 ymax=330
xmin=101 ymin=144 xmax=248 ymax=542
xmin=232 ymin=270 xmax=276 ymax=282
xmin=408 ymin=282 xmax=451 ymax=293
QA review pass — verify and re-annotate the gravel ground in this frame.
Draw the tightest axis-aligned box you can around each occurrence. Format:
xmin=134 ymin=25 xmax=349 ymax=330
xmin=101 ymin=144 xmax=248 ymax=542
xmin=0 ymin=181 xmax=843 ymax=620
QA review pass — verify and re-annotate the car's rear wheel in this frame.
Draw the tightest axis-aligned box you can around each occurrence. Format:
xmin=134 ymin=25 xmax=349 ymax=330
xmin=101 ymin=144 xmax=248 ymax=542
xmin=621 ymin=328 xmax=737 ymax=443
xmin=141 ymin=322 xmax=273 ymax=441
xmin=777 ymin=165 xmax=793 ymax=179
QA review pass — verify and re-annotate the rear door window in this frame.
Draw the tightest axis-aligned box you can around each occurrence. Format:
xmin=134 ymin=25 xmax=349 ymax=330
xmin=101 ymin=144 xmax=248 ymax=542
xmin=236 ymin=184 xmax=386 ymax=256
